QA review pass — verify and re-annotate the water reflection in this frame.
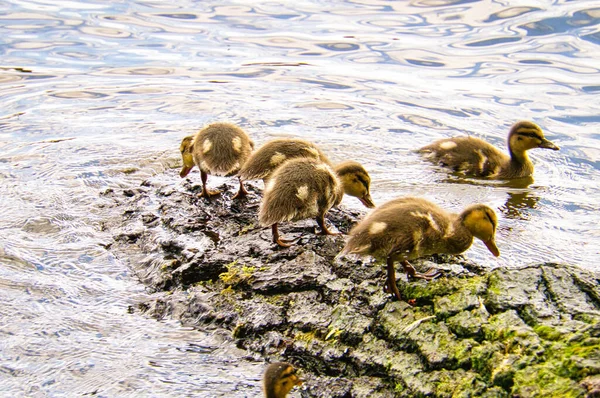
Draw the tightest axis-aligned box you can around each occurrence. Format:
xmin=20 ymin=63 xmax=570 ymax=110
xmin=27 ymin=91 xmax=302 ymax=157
xmin=501 ymin=189 xmax=540 ymax=220
xmin=438 ymin=175 xmax=541 ymax=220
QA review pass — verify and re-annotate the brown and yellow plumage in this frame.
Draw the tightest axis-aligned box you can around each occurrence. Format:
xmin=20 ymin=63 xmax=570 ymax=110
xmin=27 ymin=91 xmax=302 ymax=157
xmin=259 ymin=158 xmax=375 ymax=247
xmin=263 ymin=362 xmax=303 ymax=398
xmin=340 ymin=197 xmax=500 ymax=301
xmin=179 ymin=122 xmax=254 ymax=199
xmin=239 ymin=138 xmax=330 ymax=182
xmin=419 ymin=121 xmax=559 ymax=179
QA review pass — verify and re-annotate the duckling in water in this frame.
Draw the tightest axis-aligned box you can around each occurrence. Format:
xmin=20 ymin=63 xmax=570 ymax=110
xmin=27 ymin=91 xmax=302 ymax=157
xmin=259 ymin=158 xmax=375 ymax=247
xmin=179 ymin=122 xmax=254 ymax=199
xmin=263 ymin=362 xmax=303 ymax=398
xmin=418 ymin=121 xmax=559 ymax=179
xmin=339 ymin=197 xmax=500 ymax=301
xmin=239 ymin=138 xmax=330 ymax=182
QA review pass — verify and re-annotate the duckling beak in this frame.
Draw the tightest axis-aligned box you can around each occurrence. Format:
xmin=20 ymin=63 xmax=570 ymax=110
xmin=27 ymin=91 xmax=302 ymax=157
xmin=484 ymin=239 xmax=500 ymax=257
xmin=359 ymin=194 xmax=376 ymax=209
xmin=539 ymin=139 xmax=560 ymax=151
xmin=180 ymin=164 xmax=193 ymax=178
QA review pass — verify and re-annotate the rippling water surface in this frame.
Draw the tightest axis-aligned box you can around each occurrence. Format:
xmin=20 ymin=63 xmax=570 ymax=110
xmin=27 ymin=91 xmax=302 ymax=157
xmin=1 ymin=0 xmax=599 ymax=396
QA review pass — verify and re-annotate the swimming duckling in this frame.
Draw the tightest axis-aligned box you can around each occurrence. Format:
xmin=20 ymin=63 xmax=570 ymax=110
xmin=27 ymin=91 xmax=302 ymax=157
xmin=179 ymin=122 xmax=254 ymax=199
xmin=263 ymin=362 xmax=303 ymax=398
xmin=259 ymin=158 xmax=375 ymax=247
xmin=339 ymin=197 xmax=500 ymax=301
xmin=418 ymin=121 xmax=559 ymax=179
xmin=239 ymin=138 xmax=330 ymax=182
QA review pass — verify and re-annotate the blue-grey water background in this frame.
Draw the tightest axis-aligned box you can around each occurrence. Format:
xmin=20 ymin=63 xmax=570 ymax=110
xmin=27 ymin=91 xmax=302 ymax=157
xmin=1 ymin=0 xmax=599 ymax=396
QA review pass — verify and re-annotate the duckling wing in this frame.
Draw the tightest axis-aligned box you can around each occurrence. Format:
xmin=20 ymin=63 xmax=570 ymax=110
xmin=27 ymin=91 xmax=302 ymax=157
xmin=419 ymin=137 xmax=508 ymax=177
xmin=344 ymin=201 xmax=450 ymax=260
xmin=258 ymin=160 xmax=340 ymax=226
xmin=239 ymin=139 xmax=328 ymax=181
xmin=194 ymin=123 xmax=253 ymax=176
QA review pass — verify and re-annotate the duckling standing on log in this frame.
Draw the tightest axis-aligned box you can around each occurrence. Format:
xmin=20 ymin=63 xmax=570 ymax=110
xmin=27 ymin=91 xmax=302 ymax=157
xmin=259 ymin=158 xmax=375 ymax=247
xmin=179 ymin=122 xmax=254 ymax=199
xmin=339 ymin=197 xmax=500 ymax=301
xmin=239 ymin=138 xmax=330 ymax=182
xmin=418 ymin=121 xmax=559 ymax=179
xmin=263 ymin=362 xmax=303 ymax=398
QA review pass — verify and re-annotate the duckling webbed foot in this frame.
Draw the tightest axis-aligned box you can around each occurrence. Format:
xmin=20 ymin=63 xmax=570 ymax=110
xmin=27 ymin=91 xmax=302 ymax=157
xmin=231 ymin=178 xmax=249 ymax=200
xmin=198 ymin=188 xmax=222 ymax=198
xmin=198 ymin=170 xmax=222 ymax=198
xmin=271 ymin=224 xmax=299 ymax=248
xmin=402 ymin=260 xmax=442 ymax=280
xmin=315 ymin=215 xmax=340 ymax=236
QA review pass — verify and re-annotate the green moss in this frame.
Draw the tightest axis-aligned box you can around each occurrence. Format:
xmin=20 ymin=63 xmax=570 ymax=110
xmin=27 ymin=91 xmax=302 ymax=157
xmin=220 ymin=285 xmax=234 ymax=296
xmin=482 ymin=312 xmax=540 ymax=355
xmin=394 ymin=382 xmax=405 ymax=394
xmin=534 ymin=325 xmax=563 ymax=341
xmin=294 ymin=330 xmax=320 ymax=348
xmin=512 ymin=365 xmax=586 ymax=397
xmin=573 ymin=313 xmax=600 ymax=324
xmin=218 ymin=260 xmax=256 ymax=286
xmin=559 ymin=341 xmax=600 ymax=379
xmin=471 ymin=342 xmax=505 ymax=378
xmin=401 ymin=276 xmax=477 ymax=302
xmin=452 ymin=338 xmax=479 ymax=368
xmin=432 ymin=369 xmax=485 ymax=398
xmin=532 ymin=322 xmax=600 ymax=380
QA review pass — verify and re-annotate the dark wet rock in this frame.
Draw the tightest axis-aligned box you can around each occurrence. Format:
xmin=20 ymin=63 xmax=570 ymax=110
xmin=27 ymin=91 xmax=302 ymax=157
xmin=105 ymin=169 xmax=600 ymax=397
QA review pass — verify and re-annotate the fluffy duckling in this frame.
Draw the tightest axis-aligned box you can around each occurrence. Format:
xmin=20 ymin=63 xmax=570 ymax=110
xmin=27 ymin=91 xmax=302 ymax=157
xmin=418 ymin=121 xmax=559 ymax=179
xmin=339 ymin=197 xmax=500 ymax=301
xmin=263 ymin=362 xmax=303 ymax=398
xmin=259 ymin=158 xmax=375 ymax=247
xmin=179 ymin=122 xmax=254 ymax=199
xmin=239 ymin=138 xmax=331 ymax=182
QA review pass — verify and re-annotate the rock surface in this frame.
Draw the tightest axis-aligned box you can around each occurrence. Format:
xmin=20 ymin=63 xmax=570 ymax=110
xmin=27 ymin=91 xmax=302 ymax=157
xmin=102 ymin=169 xmax=600 ymax=397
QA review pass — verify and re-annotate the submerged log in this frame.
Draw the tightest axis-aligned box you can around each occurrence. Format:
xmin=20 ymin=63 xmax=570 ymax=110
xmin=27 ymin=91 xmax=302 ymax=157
xmin=103 ymin=169 xmax=600 ymax=398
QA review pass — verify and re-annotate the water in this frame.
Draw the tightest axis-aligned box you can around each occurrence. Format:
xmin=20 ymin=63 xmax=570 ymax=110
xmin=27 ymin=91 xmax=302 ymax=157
xmin=1 ymin=0 xmax=598 ymax=396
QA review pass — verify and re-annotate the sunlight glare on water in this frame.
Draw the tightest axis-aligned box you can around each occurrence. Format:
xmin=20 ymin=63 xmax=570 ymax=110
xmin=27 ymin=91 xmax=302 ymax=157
xmin=1 ymin=0 xmax=599 ymax=396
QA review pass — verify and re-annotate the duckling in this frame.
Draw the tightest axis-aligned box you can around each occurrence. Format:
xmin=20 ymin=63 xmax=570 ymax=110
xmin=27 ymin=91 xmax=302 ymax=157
xmin=259 ymin=158 xmax=375 ymax=247
xmin=335 ymin=160 xmax=376 ymax=208
xmin=263 ymin=362 xmax=303 ymax=398
xmin=339 ymin=197 xmax=500 ymax=301
xmin=179 ymin=122 xmax=254 ymax=199
xmin=418 ymin=121 xmax=559 ymax=179
xmin=239 ymin=138 xmax=331 ymax=182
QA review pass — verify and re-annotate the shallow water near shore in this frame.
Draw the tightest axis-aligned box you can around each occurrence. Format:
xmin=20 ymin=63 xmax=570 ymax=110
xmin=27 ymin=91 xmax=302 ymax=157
xmin=1 ymin=0 xmax=599 ymax=396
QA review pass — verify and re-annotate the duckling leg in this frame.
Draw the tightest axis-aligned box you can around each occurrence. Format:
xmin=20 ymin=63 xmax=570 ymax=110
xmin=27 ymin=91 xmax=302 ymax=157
xmin=198 ymin=170 xmax=221 ymax=198
xmin=271 ymin=224 xmax=298 ymax=248
xmin=401 ymin=260 xmax=442 ymax=280
xmin=231 ymin=177 xmax=248 ymax=200
xmin=384 ymin=257 xmax=402 ymax=301
xmin=315 ymin=214 xmax=340 ymax=236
